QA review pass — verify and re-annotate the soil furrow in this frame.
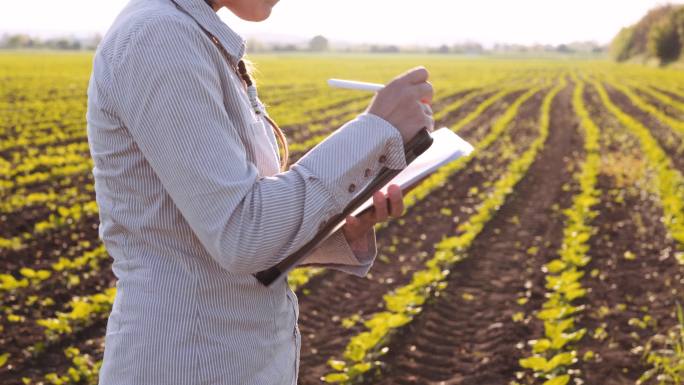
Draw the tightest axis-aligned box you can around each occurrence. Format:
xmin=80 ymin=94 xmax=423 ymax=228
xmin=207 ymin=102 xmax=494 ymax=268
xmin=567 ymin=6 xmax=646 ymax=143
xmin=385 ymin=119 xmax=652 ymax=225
xmin=632 ymin=88 xmax=684 ymax=120
xmin=296 ymin=88 xmax=547 ymax=385
xmin=573 ymin=83 xmax=684 ymax=385
xmin=358 ymin=83 xmax=581 ymax=385
xmin=604 ymin=83 xmax=684 ymax=173
xmin=652 ymin=86 xmax=684 ymax=104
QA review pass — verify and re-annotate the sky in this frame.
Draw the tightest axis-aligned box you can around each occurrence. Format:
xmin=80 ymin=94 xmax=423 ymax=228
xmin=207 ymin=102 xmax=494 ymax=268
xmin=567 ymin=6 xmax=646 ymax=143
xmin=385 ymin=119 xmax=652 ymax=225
xmin=1 ymin=0 xmax=682 ymax=47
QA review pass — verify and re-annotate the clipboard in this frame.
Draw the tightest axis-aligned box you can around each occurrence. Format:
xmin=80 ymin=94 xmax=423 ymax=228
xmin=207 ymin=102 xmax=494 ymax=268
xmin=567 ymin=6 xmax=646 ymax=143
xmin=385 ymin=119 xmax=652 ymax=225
xmin=254 ymin=127 xmax=473 ymax=286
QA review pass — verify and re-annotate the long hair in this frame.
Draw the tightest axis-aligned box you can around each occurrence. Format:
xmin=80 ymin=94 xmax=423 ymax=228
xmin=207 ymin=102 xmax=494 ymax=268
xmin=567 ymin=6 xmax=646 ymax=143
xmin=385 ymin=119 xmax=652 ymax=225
xmin=203 ymin=0 xmax=289 ymax=171
xmin=238 ymin=58 xmax=290 ymax=171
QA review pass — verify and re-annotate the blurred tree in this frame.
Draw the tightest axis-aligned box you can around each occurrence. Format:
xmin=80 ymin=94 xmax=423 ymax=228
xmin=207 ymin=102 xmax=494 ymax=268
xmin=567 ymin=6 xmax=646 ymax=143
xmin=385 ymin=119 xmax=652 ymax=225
xmin=309 ymin=35 xmax=329 ymax=51
xmin=648 ymin=17 xmax=681 ymax=63
xmin=610 ymin=4 xmax=684 ymax=62
xmin=5 ymin=34 xmax=34 ymax=49
xmin=611 ymin=26 xmax=636 ymax=61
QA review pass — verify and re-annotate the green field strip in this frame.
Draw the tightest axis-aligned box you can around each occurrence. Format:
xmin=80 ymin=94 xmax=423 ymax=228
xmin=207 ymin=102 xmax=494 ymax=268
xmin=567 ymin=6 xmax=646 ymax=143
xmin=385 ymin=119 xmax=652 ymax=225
xmin=0 ymin=241 xmax=108 ymax=293
xmin=34 ymin=287 xmax=116 ymax=341
xmin=2 ymin=141 xmax=92 ymax=180
xmin=2 ymin=157 xmax=93 ymax=194
xmin=516 ymin=79 xmax=600 ymax=385
xmin=272 ymin=92 xmax=370 ymax=128
xmin=0 ymin=184 xmax=92 ymax=215
xmin=591 ymin=80 xmax=684 ymax=257
xmin=632 ymin=83 xmax=684 ymax=117
xmin=432 ymin=86 xmax=493 ymax=123
xmin=287 ymin=77 xmax=538 ymax=155
xmin=603 ymin=78 xmax=684 ymax=137
xmin=320 ymin=78 xmax=566 ymax=384
xmin=40 ymin=346 xmax=102 ymax=385
xmin=0 ymin=125 xmax=88 ymax=154
xmin=0 ymin=198 xmax=98 ymax=252
xmin=1 ymin=287 xmax=114 ymax=380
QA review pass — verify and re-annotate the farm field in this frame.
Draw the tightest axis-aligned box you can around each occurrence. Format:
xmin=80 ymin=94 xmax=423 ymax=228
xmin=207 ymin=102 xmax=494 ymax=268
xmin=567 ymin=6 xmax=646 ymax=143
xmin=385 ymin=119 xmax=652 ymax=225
xmin=1 ymin=52 xmax=684 ymax=385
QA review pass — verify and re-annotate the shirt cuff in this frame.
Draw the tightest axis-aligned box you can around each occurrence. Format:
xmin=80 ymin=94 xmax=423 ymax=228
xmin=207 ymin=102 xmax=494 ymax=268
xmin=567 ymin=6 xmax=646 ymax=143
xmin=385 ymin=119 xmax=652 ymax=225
xmin=296 ymin=112 xmax=407 ymax=216
xmin=298 ymin=227 xmax=378 ymax=277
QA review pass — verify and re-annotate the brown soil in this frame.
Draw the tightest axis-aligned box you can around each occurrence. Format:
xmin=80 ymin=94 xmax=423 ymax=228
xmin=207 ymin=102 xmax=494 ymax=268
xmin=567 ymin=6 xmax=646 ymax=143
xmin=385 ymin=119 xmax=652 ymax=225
xmin=296 ymin=87 xmax=551 ymax=385
xmin=604 ymin=83 xmax=684 ymax=173
xmin=571 ymin=83 xmax=684 ymax=385
xmin=354 ymin=83 xmax=581 ymax=385
xmin=0 ymin=212 xmax=99 ymax=270
xmin=632 ymin=88 xmax=684 ymax=120
xmin=652 ymin=86 xmax=684 ymax=103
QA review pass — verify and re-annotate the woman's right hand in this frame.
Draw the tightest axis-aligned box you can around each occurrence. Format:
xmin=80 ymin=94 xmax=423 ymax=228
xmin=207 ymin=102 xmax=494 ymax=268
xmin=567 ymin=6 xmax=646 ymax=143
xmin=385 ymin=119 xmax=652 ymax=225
xmin=366 ymin=66 xmax=434 ymax=144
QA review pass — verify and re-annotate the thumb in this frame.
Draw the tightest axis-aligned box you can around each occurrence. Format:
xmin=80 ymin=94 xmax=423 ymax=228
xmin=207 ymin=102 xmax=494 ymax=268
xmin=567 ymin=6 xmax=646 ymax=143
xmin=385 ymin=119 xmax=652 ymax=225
xmin=401 ymin=66 xmax=429 ymax=85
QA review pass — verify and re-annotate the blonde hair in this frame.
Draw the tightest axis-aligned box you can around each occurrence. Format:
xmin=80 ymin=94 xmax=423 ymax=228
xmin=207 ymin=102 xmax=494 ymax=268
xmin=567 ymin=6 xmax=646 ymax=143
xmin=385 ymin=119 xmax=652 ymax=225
xmin=237 ymin=57 xmax=289 ymax=171
xmin=200 ymin=0 xmax=288 ymax=170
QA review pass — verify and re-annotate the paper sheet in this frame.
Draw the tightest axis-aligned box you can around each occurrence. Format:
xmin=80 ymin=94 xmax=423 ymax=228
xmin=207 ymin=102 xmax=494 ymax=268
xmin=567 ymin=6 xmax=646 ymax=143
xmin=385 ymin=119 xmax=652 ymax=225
xmin=351 ymin=127 xmax=474 ymax=217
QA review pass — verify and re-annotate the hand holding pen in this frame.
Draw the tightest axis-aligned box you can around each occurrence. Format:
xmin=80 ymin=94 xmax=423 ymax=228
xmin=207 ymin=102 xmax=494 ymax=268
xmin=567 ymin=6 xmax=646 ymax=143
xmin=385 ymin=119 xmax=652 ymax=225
xmin=329 ymin=67 xmax=435 ymax=144
xmin=328 ymin=67 xmax=434 ymax=248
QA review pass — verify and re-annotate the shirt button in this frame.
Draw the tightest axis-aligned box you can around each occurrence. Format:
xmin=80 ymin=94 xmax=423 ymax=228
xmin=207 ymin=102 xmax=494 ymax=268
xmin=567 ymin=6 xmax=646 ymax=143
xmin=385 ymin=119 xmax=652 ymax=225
xmin=379 ymin=155 xmax=387 ymax=163
xmin=319 ymin=220 xmax=327 ymax=231
xmin=364 ymin=168 xmax=372 ymax=177
xmin=348 ymin=183 xmax=356 ymax=193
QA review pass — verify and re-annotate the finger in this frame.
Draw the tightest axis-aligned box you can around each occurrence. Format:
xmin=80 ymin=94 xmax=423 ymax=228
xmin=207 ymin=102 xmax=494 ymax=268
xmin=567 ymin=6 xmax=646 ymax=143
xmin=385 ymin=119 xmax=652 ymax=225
xmin=410 ymin=82 xmax=434 ymax=103
xmin=346 ymin=214 xmax=358 ymax=227
xmin=351 ymin=210 xmax=372 ymax=229
xmin=345 ymin=214 xmax=366 ymax=239
xmin=424 ymin=113 xmax=435 ymax=132
xmin=387 ymin=184 xmax=404 ymax=217
xmin=421 ymin=102 xmax=433 ymax=116
xmin=397 ymin=66 xmax=429 ymax=85
xmin=373 ymin=190 xmax=389 ymax=222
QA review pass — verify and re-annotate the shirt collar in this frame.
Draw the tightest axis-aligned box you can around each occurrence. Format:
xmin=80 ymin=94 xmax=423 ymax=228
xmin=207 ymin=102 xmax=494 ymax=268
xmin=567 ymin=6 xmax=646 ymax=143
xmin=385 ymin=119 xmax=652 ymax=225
xmin=172 ymin=0 xmax=246 ymax=64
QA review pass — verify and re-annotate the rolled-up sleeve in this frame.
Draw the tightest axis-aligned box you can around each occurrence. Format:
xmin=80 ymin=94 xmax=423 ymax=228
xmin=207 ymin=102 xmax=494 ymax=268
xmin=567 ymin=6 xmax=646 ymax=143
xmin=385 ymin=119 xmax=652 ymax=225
xmin=299 ymin=226 xmax=378 ymax=277
xmin=109 ymin=16 xmax=406 ymax=275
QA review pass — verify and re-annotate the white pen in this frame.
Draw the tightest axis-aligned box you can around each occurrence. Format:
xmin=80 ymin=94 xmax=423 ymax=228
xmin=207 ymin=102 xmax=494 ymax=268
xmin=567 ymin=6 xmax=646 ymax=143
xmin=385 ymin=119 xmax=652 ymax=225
xmin=327 ymin=78 xmax=385 ymax=92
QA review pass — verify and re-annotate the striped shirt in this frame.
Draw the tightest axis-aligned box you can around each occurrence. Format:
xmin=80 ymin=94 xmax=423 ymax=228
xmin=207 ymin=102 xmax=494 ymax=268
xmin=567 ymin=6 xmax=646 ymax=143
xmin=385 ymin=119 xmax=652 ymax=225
xmin=86 ymin=0 xmax=407 ymax=383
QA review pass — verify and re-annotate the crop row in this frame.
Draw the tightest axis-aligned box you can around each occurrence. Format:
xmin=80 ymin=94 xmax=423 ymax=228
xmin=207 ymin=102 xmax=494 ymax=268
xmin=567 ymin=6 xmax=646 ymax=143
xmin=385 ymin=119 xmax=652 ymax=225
xmin=591 ymin=80 xmax=684 ymax=257
xmin=516 ymin=79 xmax=601 ymax=385
xmin=288 ymin=81 xmax=544 ymax=291
xmin=321 ymin=78 xmax=565 ymax=383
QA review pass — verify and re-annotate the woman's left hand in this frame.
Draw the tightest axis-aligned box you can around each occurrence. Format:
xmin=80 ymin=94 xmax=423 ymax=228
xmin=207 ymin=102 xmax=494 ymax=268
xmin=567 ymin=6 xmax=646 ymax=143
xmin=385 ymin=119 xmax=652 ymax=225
xmin=342 ymin=184 xmax=405 ymax=251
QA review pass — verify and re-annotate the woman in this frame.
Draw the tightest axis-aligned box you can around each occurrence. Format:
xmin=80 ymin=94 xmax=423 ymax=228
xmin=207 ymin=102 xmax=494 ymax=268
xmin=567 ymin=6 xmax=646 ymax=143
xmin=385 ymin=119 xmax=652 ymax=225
xmin=86 ymin=0 xmax=434 ymax=383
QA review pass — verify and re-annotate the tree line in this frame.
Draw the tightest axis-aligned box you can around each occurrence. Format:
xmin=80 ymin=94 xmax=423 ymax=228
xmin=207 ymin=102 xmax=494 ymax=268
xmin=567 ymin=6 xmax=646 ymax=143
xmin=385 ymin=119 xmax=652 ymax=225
xmin=611 ymin=4 xmax=684 ymax=64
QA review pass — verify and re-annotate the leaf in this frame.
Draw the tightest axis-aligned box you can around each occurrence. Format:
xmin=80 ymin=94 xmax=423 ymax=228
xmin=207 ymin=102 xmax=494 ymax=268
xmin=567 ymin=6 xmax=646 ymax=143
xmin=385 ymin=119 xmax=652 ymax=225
xmin=512 ymin=312 xmax=525 ymax=322
xmin=543 ymin=375 xmax=570 ymax=385
xmin=349 ymin=362 xmax=372 ymax=374
xmin=322 ymin=373 xmax=349 ymax=383
xmin=0 ymin=352 xmax=10 ymax=367
xmin=531 ymin=338 xmax=551 ymax=354
xmin=546 ymin=352 xmax=576 ymax=371
xmin=519 ymin=356 xmax=548 ymax=371
xmin=545 ymin=259 xmax=567 ymax=274
xmin=19 ymin=268 xmax=36 ymax=278
xmin=675 ymin=252 xmax=684 ymax=265
xmin=327 ymin=359 xmax=346 ymax=371
xmin=462 ymin=293 xmax=475 ymax=301
xmin=36 ymin=270 xmax=51 ymax=280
